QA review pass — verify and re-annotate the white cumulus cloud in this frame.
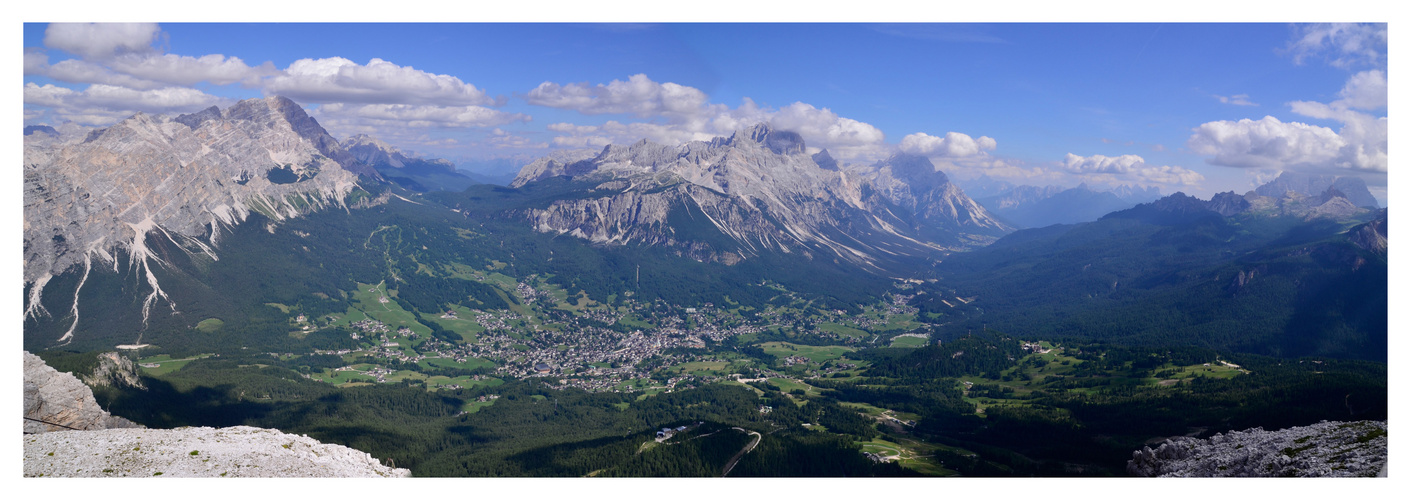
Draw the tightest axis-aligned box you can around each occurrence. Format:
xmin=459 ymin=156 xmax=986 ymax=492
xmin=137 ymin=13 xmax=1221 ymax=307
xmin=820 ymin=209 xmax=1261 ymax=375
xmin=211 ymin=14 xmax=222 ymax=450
xmin=317 ymin=103 xmax=528 ymax=128
xmin=1331 ymin=70 xmax=1386 ymax=110
xmin=1191 ymin=72 xmax=1387 ymax=174
xmin=24 ymin=82 xmax=224 ymax=126
xmin=525 ymin=73 xmax=711 ymax=118
xmin=769 ymin=102 xmax=887 ymax=152
xmin=108 ymin=53 xmax=279 ymax=87
xmin=1062 ymin=153 xmax=1204 ymax=186
xmin=1187 ymin=116 xmax=1344 ymax=170
xmin=526 ymin=74 xmax=896 ymax=161
xmin=898 ymin=132 xmax=996 ymax=157
xmin=264 ymin=57 xmax=496 ymax=106
xmin=43 ymin=23 xmax=160 ymax=60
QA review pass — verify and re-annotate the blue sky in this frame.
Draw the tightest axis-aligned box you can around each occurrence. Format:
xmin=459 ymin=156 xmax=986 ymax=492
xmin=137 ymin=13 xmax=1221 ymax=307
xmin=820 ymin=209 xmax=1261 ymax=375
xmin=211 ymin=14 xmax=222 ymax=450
xmin=21 ymin=20 xmax=1390 ymax=203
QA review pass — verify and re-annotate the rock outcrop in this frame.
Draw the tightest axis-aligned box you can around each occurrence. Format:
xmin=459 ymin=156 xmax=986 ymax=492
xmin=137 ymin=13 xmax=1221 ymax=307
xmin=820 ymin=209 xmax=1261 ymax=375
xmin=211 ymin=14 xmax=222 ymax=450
xmin=24 ymin=351 xmax=140 ymax=433
xmin=23 ymin=351 xmax=409 ymax=477
xmin=83 ymin=351 xmax=145 ymax=389
xmin=1127 ymin=420 xmax=1387 ymax=477
xmin=24 ymin=426 xmax=411 ymax=477
xmin=1348 ymin=212 xmax=1387 ymax=254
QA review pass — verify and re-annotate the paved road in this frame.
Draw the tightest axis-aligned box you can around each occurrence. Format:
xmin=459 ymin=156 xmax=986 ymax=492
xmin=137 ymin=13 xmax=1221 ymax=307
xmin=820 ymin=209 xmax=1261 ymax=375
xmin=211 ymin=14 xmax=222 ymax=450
xmin=720 ymin=427 xmax=762 ymax=477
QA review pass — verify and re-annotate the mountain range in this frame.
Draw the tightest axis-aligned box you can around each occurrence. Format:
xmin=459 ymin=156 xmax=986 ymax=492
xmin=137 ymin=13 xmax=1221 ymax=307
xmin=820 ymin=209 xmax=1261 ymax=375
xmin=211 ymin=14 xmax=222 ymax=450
xmin=974 ymin=183 xmax=1162 ymax=228
xmin=509 ymin=124 xmax=1010 ymax=272
xmin=21 ymin=96 xmax=1386 ymax=359
xmin=20 ymin=96 xmax=1388 ymax=478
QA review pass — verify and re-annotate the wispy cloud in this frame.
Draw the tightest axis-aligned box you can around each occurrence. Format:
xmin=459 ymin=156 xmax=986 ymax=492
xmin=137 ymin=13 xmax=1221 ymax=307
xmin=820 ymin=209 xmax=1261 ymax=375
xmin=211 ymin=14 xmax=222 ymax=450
xmin=1213 ymin=94 xmax=1258 ymax=107
xmin=1061 ymin=153 xmax=1204 ymax=186
xmin=1285 ymin=23 xmax=1387 ymax=69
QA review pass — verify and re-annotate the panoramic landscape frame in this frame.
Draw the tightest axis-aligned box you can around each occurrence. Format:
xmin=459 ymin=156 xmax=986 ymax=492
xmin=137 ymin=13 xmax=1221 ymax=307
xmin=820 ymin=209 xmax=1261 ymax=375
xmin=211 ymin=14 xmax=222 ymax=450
xmin=16 ymin=15 xmax=1393 ymax=484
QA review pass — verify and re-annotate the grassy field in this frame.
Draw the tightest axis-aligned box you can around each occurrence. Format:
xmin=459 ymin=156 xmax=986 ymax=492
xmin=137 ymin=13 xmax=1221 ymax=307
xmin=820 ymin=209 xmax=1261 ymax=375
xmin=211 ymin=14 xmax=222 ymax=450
xmin=422 ymin=304 xmax=486 ymax=343
xmin=889 ymin=335 xmax=929 ymax=348
xmin=313 ymin=369 xmax=377 ymax=386
xmin=428 ymin=376 xmax=502 ymax=391
xmin=859 ymin=436 xmax=962 ymax=476
xmin=136 ymin=354 xmax=213 ymax=376
xmin=329 ymin=281 xmax=434 ymax=338
xmin=417 ymin=356 xmax=496 ymax=371
xmin=956 ymin=348 xmax=1251 ymax=413
xmin=462 ymin=399 xmax=497 ymax=413
xmin=194 ymin=318 xmax=224 ymax=333
xmin=758 ymin=342 xmax=854 ymax=363
xmin=660 ymin=361 xmax=730 ymax=376
xmin=816 ymin=322 xmax=868 ymax=338
xmin=767 ymin=377 xmax=822 ymax=396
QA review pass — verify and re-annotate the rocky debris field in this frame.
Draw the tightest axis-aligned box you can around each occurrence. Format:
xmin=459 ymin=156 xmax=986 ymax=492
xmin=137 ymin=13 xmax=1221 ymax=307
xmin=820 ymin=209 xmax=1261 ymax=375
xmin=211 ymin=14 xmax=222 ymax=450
xmin=1127 ymin=420 xmax=1386 ymax=477
xmin=24 ymin=425 xmax=411 ymax=478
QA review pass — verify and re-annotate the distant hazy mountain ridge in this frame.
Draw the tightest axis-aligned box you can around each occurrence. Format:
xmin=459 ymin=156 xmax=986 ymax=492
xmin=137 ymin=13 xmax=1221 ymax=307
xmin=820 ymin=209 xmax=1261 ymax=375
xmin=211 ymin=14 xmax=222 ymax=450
xmin=342 ymin=134 xmax=476 ymax=192
xmin=975 ymin=183 xmax=1161 ymax=228
xmin=1251 ymin=172 xmax=1378 ymax=209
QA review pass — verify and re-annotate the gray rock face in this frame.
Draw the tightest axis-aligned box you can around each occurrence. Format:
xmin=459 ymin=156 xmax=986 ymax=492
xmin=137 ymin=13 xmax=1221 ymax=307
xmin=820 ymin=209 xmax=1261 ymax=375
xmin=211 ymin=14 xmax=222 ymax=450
xmin=344 ymin=133 xmax=428 ymax=170
xmin=1127 ymin=420 xmax=1387 ymax=477
xmin=23 ymin=351 xmax=140 ymax=433
xmin=24 ymin=426 xmax=411 ymax=477
xmin=1242 ymin=189 xmax=1371 ymax=220
xmin=23 ymin=96 xmax=364 ymax=339
xmin=1207 ymin=191 xmax=1252 ymax=216
xmin=1251 ymin=171 xmax=1379 ymax=209
xmin=511 ymin=124 xmax=1010 ymax=270
xmin=1348 ymin=212 xmax=1387 ymax=254
xmin=83 ymin=351 xmax=145 ymax=389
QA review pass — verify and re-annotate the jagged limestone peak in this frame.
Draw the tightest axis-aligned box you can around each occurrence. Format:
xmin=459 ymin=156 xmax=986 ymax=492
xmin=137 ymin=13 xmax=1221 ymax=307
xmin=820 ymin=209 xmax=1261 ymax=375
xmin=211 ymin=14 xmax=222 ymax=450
xmin=23 ymin=96 xmax=364 ymax=345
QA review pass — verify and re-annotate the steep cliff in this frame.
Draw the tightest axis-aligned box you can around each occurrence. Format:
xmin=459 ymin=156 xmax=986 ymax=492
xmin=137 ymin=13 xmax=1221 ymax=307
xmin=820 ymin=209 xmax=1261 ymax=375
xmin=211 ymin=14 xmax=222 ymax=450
xmin=24 ymin=351 xmax=140 ymax=433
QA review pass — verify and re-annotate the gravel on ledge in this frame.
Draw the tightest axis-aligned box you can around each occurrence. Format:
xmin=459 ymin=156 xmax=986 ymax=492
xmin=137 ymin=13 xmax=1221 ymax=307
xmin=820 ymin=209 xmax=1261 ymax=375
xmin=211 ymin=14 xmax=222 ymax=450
xmin=24 ymin=425 xmax=410 ymax=477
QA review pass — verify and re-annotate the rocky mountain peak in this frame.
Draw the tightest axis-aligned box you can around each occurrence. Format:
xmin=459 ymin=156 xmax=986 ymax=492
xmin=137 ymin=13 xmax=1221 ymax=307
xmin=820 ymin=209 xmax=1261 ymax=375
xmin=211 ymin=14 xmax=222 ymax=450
xmin=879 ymin=153 xmax=948 ymax=186
xmin=1252 ymin=171 xmax=1378 ymax=209
xmin=1207 ymin=191 xmax=1252 ymax=216
xmin=512 ymin=125 xmax=1009 ymax=272
xmin=812 ymin=149 xmax=839 ymax=171
xmin=24 ymin=96 xmax=367 ymax=344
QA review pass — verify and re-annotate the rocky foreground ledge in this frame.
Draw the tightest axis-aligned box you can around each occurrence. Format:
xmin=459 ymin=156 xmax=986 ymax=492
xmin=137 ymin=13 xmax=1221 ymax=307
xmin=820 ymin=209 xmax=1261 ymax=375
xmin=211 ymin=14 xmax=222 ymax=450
xmin=1128 ymin=420 xmax=1387 ymax=477
xmin=25 ymin=425 xmax=410 ymax=477
xmin=24 ymin=351 xmax=408 ymax=478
